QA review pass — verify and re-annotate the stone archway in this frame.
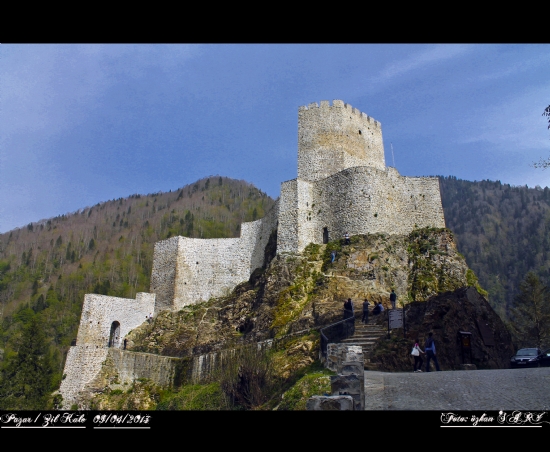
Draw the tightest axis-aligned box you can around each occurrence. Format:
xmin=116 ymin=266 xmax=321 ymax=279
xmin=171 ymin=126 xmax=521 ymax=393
xmin=108 ymin=321 xmax=120 ymax=348
xmin=323 ymin=227 xmax=329 ymax=244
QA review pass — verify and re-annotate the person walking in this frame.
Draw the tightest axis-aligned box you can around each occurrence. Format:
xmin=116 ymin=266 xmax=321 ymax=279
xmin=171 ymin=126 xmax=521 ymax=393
xmin=411 ymin=338 xmax=424 ymax=372
xmin=124 ymin=338 xmax=127 ymax=350
xmin=362 ymin=299 xmax=370 ymax=324
xmin=344 ymin=232 xmax=350 ymax=245
xmin=424 ymin=332 xmax=441 ymax=372
xmin=343 ymin=298 xmax=354 ymax=320
xmin=390 ymin=289 xmax=397 ymax=309
xmin=331 ymin=250 xmax=336 ymax=263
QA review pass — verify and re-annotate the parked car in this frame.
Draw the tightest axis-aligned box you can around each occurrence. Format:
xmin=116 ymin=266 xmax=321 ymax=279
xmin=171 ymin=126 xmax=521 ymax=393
xmin=510 ymin=348 xmax=546 ymax=368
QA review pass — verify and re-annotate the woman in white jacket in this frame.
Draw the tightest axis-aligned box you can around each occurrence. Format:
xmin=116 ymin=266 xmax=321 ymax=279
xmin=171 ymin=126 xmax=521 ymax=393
xmin=412 ymin=338 xmax=425 ymax=372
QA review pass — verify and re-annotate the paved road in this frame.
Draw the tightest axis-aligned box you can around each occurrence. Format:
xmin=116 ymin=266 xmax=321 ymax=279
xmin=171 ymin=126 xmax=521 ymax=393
xmin=363 ymin=367 xmax=550 ymax=410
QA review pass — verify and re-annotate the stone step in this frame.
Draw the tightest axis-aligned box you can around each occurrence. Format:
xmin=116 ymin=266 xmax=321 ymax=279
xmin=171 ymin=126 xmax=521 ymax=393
xmin=352 ymin=331 xmax=387 ymax=337
xmin=352 ymin=329 xmax=386 ymax=334
xmin=344 ymin=339 xmax=384 ymax=344
xmin=345 ymin=334 xmax=386 ymax=340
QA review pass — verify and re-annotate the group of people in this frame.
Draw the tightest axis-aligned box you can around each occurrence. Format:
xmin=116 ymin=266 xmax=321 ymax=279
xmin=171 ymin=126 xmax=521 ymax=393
xmin=411 ymin=332 xmax=441 ymax=372
xmin=341 ymin=289 xmax=442 ymax=373
xmin=343 ymin=298 xmax=388 ymax=324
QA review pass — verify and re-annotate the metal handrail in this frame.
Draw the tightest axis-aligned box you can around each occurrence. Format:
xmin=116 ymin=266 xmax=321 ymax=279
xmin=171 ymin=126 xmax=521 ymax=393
xmin=319 ymin=311 xmax=357 ymax=359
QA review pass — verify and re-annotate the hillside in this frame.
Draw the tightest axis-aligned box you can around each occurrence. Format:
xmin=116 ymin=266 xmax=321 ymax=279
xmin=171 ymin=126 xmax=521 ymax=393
xmin=0 ymin=176 xmax=275 ymax=408
xmin=439 ymin=177 xmax=550 ymax=319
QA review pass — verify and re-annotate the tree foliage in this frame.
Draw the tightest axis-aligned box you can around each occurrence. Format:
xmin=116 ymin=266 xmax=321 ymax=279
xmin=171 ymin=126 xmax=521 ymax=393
xmin=509 ymin=272 xmax=550 ymax=349
xmin=218 ymin=345 xmax=277 ymax=409
xmin=532 ymin=105 xmax=550 ymax=169
xmin=440 ymin=177 xmax=550 ymax=319
xmin=0 ymin=317 xmax=54 ymax=409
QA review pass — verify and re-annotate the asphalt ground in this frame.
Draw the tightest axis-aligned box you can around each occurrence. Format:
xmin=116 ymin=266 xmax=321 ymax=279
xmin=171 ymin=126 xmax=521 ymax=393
xmin=363 ymin=367 xmax=550 ymax=411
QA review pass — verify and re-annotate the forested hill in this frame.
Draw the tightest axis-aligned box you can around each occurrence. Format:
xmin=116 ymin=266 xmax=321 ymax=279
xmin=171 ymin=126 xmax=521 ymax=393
xmin=0 ymin=176 xmax=275 ymax=408
xmin=439 ymin=176 xmax=550 ymax=319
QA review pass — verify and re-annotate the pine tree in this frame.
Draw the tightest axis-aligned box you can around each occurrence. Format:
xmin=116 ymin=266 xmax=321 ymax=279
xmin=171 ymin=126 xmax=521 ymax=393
xmin=510 ymin=272 xmax=550 ymax=349
xmin=0 ymin=317 xmax=54 ymax=409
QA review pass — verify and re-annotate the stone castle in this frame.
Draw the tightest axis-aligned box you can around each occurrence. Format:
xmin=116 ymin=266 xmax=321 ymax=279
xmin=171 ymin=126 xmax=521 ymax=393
xmin=59 ymin=100 xmax=445 ymax=407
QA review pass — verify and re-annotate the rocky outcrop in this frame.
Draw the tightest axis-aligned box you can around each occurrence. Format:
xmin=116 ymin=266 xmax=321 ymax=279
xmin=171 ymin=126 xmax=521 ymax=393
xmin=126 ymin=228 xmax=491 ymax=360
xmin=370 ymin=287 xmax=514 ymax=371
xmin=80 ymin=227 xmax=513 ymax=408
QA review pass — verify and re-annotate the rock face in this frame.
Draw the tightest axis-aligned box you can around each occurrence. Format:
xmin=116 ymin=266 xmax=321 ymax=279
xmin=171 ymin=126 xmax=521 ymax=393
xmin=370 ymin=287 xmax=515 ymax=371
xmin=127 ymin=228 xmax=494 ymax=363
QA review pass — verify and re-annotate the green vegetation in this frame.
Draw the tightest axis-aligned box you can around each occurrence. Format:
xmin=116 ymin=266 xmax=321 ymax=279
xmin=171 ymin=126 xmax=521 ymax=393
xmin=0 ymin=177 xmax=275 ymax=410
xmin=159 ymin=334 xmax=329 ymax=411
xmin=90 ymin=378 xmax=163 ymax=410
xmin=276 ymin=371 xmax=331 ymax=410
xmin=407 ymin=227 xmax=469 ymax=302
xmin=0 ymin=317 xmax=55 ymax=409
xmin=157 ymin=382 xmax=229 ymax=410
xmin=466 ymin=269 xmax=489 ymax=298
xmin=321 ymin=239 xmax=342 ymax=272
xmin=509 ymin=272 xmax=550 ymax=349
xmin=439 ymin=176 xmax=550 ymax=320
xmin=272 ymin=246 xmax=325 ymax=336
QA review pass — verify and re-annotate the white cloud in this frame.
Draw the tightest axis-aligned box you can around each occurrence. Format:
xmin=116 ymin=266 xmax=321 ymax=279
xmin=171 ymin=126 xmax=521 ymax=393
xmin=473 ymin=50 xmax=550 ymax=83
xmin=459 ymin=85 xmax=550 ymax=151
xmin=373 ymin=44 xmax=472 ymax=86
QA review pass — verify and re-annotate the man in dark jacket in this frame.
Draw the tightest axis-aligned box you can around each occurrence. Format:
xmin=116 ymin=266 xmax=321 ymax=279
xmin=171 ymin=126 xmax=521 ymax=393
xmin=362 ymin=299 xmax=369 ymax=323
xmin=343 ymin=298 xmax=354 ymax=318
xmin=390 ymin=289 xmax=397 ymax=309
xmin=424 ymin=332 xmax=441 ymax=372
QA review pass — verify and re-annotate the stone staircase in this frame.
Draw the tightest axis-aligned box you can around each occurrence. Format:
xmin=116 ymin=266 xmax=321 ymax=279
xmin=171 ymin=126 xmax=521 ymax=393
xmin=339 ymin=320 xmax=387 ymax=370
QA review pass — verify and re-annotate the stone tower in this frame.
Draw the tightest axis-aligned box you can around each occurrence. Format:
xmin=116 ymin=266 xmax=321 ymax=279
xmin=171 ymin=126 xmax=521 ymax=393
xmin=297 ymin=99 xmax=385 ymax=182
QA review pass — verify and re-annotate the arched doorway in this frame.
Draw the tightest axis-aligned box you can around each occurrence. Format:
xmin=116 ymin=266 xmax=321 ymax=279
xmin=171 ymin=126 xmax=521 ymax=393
xmin=323 ymin=227 xmax=329 ymax=244
xmin=108 ymin=321 xmax=120 ymax=348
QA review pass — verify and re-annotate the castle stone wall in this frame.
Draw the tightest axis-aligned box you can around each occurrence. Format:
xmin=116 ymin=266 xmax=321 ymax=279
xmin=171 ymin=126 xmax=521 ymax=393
xmin=278 ymin=166 xmax=445 ymax=253
xmin=149 ymin=237 xmax=179 ymax=312
xmin=58 ymin=346 xmax=109 ymax=408
xmin=277 ymin=179 xmax=299 ymax=253
xmin=58 ymin=292 xmax=155 ymax=407
xmin=150 ymin=201 xmax=279 ymax=310
xmin=298 ymin=100 xmax=385 ymax=183
xmin=108 ymin=349 xmax=178 ymax=387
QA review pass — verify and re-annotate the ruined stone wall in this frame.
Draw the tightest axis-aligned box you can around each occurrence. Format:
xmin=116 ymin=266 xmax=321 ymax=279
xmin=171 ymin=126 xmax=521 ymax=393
xmin=108 ymin=349 xmax=179 ymax=387
xmin=298 ymin=100 xmax=384 ymax=183
xmin=278 ymin=166 xmax=445 ymax=253
xmin=277 ymin=179 xmax=299 ymax=253
xmin=59 ymin=346 xmax=109 ymax=408
xmin=149 ymin=237 xmax=179 ymax=312
xmin=58 ymin=292 xmax=155 ymax=408
xmin=150 ymin=201 xmax=279 ymax=310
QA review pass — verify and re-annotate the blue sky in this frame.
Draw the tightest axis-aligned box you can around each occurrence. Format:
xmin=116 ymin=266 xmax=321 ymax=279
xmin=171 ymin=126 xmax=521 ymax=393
xmin=1 ymin=44 xmax=549 ymax=233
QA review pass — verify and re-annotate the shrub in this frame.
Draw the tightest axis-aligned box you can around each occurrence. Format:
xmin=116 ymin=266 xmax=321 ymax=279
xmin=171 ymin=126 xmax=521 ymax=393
xmin=277 ymin=372 xmax=331 ymax=410
xmin=157 ymin=383 xmax=228 ymax=410
xmin=218 ymin=345 xmax=277 ymax=409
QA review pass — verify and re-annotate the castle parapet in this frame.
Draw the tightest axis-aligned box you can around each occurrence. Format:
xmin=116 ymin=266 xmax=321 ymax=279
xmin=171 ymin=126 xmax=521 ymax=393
xmin=298 ymin=99 xmax=385 ymax=182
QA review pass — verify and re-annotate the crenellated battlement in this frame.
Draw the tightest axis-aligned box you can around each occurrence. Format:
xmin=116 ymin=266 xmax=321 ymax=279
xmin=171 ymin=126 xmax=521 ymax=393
xmin=297 ymin=99 xmax=385 ymax=182
xmin=299 ymin=100 xmax=381 ymax=129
